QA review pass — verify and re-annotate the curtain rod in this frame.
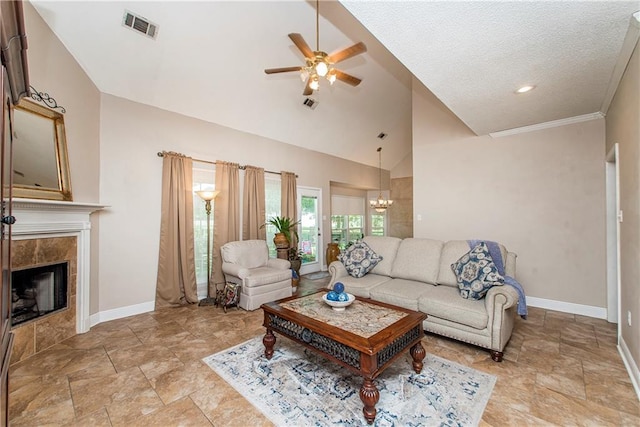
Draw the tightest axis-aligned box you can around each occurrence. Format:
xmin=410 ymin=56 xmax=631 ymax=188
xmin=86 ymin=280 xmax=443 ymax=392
xmin=157 ymin=151 xmax=297 ymax=177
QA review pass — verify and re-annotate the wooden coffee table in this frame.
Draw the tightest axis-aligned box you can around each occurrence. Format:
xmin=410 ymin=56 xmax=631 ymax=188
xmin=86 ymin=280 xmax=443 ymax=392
xmin=261 ymin=292 xmax=427 ymax=424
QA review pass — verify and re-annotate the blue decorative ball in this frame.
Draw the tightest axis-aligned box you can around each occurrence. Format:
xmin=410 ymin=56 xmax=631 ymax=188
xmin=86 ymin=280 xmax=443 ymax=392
xmin=333 ymin=282 xmax=345 ymax=294
xmin=327 ymin=291 xmax=339 ymax=301
xmin=337 ymin=292 xmax=349 ymax=302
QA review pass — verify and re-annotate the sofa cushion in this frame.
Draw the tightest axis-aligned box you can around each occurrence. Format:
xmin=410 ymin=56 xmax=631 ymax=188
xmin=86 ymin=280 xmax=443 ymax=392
xmin=338 ymin=274 xmax=392 ymax=299
xmin=362 ymin=236 xmax=402 ymax=277
xmin=338 ymin=241 xmax=382 ymax=278
xmin=390 ymin=238 xmax=444 ymax=285
xmin=369 ymin=279 xmax=432 ymax=311
xmin=451 ymin=242 xmax=504 ymax=300
xmin=437 ymin=240 xmax=508 ymax=287
xmin=418 ymin=285 xmax=489 ymax=330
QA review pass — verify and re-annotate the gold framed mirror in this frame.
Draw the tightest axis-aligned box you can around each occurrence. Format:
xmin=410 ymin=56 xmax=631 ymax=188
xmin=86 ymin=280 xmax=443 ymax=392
xmin=11 ymin=98 xmax=72 ymax=201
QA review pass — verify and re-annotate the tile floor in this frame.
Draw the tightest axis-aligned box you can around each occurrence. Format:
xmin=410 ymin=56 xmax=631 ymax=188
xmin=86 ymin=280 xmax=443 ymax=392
xmin=8 ymin=276 xmax=640 ymax=426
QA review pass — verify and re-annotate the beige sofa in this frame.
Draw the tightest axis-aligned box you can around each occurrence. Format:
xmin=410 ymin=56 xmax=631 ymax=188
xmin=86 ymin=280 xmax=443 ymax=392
xmin=328 ymin=236 xmax=520 ymax=361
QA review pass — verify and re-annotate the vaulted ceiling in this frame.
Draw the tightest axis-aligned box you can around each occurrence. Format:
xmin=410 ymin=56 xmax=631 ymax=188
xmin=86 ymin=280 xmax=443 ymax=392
xmin=30 ymin=0 xmax=640 ymax=170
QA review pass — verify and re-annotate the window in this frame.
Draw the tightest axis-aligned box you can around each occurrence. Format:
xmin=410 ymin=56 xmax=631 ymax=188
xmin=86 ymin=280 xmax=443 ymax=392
xmin=331 ymin=195 xmax=365 ymax=249
xmin=331 ymin=215 xmax=364 ymax=250
xmin=370 ymin=214 xmax=385 ymax=236
xmin=264 ymin=177 xmax=281 ymax=257
xmin=193 ymin=162 xmax=215 ymax=286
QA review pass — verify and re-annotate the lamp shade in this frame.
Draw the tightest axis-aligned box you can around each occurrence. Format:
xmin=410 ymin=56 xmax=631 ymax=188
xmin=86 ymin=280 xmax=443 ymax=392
xmin=196 ymin=190 xmax=219 ymax=201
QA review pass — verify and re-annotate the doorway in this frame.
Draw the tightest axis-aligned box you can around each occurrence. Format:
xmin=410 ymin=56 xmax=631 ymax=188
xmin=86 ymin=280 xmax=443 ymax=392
xmin=605 ymin=144 xmax=620 ymax=328
xmin=298 ymin=187 xmax=322 ymax=275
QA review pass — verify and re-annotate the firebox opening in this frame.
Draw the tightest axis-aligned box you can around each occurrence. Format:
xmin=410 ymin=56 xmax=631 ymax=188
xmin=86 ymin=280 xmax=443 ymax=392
xmin=11 ymin=262 xmax=69 ymax=327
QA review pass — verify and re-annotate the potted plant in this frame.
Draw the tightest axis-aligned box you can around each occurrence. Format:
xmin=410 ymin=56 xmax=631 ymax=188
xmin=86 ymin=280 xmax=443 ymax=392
xmin=288 ymin=247 xmax=303 ymax=276
xmin=263 ymin=216 xmax=300 ymax=248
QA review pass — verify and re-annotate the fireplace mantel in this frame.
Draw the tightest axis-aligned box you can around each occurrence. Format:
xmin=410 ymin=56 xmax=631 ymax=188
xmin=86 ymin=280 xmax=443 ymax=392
xmin=10 ymin=198 xmax=107 ymax=334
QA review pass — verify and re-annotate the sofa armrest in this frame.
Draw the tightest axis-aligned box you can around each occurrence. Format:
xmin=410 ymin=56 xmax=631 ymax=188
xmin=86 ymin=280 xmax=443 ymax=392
xmin=328 ymin=260 xmax=348 ymax=289
xmin=484 ymin=283 xmax=520 ymax=352
xmin=222 ymin=263 xmax=250 ymax=279
xmin=267 ymin=258 xmax=291 ymax=270
xmin=484 ymin=284 xmax=519 ymax=312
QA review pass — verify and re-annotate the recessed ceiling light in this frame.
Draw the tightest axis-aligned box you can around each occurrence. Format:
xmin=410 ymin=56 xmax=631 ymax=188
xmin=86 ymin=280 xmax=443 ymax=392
xmin=515 ymin=85 xmax=536 ymax=94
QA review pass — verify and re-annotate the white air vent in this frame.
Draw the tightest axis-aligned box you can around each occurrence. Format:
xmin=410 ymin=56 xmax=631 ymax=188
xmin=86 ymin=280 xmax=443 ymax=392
xmin=123 ymin=10 xmax=158 ymax=39
xmin=302 ymin=98 xmax=318 ymax=110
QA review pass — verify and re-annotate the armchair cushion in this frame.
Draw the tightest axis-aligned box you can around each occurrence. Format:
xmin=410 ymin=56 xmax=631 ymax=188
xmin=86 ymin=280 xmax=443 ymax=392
xmin=267 ymin=258 xmax=291 ymax=270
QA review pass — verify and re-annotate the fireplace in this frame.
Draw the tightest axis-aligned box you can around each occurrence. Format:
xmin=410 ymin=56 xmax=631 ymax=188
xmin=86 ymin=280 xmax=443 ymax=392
xmin=11 ymin=262 xmax=69 ymax=327
xmin=9 ymin=198 xmax=105 ymax=365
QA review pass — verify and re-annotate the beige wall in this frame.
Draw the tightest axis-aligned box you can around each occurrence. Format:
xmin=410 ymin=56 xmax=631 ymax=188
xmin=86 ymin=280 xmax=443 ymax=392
xmin=23 ymin=3 xmax=102 ymax=314
xmin=412 ymin=78 xmax=607 ymax=309
xmin=98 ymin=94 xmax=382 ymax=311
xmin=606 ymin=41 xmax=640 ymax=369
xmin=391 ymin=152 xmax=413 ymax=178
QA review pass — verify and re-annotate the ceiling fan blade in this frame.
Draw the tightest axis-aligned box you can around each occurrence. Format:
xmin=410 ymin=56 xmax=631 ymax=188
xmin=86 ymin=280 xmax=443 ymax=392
xmin=334 ymin=70 xmax=362 ymax=87
xmin=264 ymin=66 xmax=303 ymax=74
xmin=329 ymin=42 xmax=367 ymax=64
xmin=303 ymin=79 xmax=313 ymax=96
xmin=288 ymin=33 xmax=314 ymax=59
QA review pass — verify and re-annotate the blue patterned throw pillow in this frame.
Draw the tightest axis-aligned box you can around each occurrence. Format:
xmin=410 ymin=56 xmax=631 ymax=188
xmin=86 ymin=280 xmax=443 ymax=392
xmin=451 ymin=242 xmax=504 ymax=300
xmin=338 ymin=241 xmax=383 ymax=278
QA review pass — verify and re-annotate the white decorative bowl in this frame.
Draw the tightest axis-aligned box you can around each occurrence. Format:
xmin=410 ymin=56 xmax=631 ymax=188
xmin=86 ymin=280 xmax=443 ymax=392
xmin=322 ymin=293 xmax=355 ymax=311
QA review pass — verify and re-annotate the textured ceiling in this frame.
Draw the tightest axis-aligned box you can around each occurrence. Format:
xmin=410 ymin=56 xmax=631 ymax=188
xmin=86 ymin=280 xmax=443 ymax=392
xmin=30 ymin=0 xmax=640 ymax=169
xmin=342 ymin=0 xmax=640 ymax=135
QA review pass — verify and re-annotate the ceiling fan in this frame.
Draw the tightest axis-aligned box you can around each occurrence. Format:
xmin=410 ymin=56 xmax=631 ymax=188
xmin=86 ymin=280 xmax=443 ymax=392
xmin=264 ymin=0 xmax=367 ymax=96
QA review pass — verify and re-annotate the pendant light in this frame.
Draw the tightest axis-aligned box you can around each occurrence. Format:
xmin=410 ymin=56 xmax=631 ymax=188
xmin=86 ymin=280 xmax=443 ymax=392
xmin=369 ymin=147 xmax=393 ymax=212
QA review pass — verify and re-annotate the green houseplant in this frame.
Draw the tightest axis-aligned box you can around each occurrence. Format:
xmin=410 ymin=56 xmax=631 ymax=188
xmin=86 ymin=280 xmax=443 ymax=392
xmin=264 ymin=216 xmax=300 ymax=247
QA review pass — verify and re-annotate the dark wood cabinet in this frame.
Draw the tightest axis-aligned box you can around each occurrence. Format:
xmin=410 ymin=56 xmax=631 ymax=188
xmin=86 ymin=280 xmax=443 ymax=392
xmin=0 ymin=1 xmax=29 ymax=425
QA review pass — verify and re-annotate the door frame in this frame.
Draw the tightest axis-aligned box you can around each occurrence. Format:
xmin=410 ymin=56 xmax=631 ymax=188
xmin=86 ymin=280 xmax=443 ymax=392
xmin=297 ymin=186 xmax=322 ymax=275
xmin=605 ymin=143 xmax=621 ymax=328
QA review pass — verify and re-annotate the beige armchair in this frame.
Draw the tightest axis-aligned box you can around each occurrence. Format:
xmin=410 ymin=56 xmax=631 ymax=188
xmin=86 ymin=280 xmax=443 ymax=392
xmin=220 ymin=240 xmax=292 ymax=310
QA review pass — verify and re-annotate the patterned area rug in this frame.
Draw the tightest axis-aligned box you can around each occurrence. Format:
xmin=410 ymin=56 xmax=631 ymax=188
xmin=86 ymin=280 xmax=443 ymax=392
xmin=203 ymin=336 xmax=496 ymax=426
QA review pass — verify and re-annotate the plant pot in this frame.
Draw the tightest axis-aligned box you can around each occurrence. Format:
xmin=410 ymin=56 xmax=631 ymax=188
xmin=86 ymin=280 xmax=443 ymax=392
xmin=290 ymin=259 xmax=301 ymax=276
xmin=326 ymin=242 xmax=340 ymax=266
xmin=273 ymin=233 xmax=289 ymax=249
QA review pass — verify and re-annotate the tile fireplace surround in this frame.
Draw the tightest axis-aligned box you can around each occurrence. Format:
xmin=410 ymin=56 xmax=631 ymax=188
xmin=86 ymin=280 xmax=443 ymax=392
xmin=9 ymin=198 xmax=104 ymax=364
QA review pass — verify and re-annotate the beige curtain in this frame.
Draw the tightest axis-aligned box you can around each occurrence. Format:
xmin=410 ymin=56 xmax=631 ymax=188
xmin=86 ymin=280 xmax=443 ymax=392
xmin=156 ymin=153 xmax=198 ymax=308
xmin=212 ymin=161 xmax=240 ymax=287
xmin=281 ymin=171 xmax=298 ymax=247
xmin=243 ymin=165 xmax=266 ymax=240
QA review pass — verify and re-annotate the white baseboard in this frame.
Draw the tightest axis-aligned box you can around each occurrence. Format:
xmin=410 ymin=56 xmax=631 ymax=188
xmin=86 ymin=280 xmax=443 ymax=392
xmin=526 ymin=296 xmax=607 ymax=319
xmin=89 ymin=300 xmax=155 ymax=327
xmin=618 ymin=336 xmax=640 ymax=401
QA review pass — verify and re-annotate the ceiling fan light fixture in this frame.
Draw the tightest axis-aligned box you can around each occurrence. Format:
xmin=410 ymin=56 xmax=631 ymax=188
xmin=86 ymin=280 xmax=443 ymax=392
xmin=315 ymin=59 xmax=329 ymax=77
xmin=309 ymin=76 xmax=320 ymax=91
xmin=327 ymin=69 xmax=336 ymax=84
xmin=300 ymin=68 xmax=309 ymax=82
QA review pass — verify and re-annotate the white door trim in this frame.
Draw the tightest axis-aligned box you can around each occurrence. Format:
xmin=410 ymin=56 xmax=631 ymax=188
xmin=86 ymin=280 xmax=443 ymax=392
xmin=605 ymin=143 xmax=621 ymax=327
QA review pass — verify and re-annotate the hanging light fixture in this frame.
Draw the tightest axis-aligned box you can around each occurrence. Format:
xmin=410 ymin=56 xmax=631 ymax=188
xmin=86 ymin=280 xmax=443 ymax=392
xmin=299 ymin=0 xmax=333 ymax=90
xmin=369 ymin=147 xmax=393 ymax=213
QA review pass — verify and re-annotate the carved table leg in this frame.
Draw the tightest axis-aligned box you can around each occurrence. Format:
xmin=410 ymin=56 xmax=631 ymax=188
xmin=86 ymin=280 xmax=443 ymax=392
xmin=263 ymin=329 xmax=275 ymax=360
xmin=359 ymin=377 xmax=379 ymax=425
xmin=410 ymin=341 xmax=426 ymax=373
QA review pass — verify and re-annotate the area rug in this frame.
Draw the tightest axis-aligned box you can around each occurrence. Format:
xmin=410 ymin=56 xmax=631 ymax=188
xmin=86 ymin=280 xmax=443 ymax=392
xmin=203 ymin=336 xmax=496 ymax=426
xmin=304 ymin=271 xmax=330 ymax=281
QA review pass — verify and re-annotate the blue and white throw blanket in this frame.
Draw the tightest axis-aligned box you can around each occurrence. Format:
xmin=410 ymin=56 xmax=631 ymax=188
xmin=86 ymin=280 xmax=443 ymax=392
xmin=468 ymin=240 xmax=528 ymax=319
